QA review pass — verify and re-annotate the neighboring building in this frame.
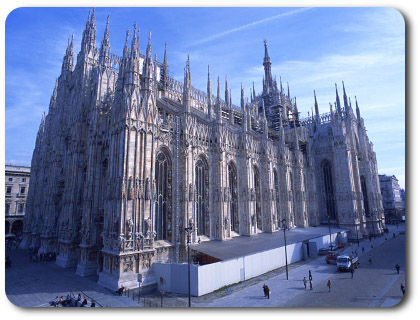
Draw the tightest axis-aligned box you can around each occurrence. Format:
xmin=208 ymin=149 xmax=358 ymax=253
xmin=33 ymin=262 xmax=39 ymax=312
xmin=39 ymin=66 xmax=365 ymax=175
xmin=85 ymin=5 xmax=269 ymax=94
xmin=400 ymin=188 xmax=405 ymax=215
xmin=379 ymin=174 xmax=403 ymax=222
xmin=5 ymin=165 xmax=30 ymax=236
xmin=21 ymin=10 xmax=385 ymax=290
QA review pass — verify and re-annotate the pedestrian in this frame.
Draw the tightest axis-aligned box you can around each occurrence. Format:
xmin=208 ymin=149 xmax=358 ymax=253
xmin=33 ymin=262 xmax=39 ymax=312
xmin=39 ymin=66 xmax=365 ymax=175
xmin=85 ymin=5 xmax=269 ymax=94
xmin=80 ymin=297 xmax=88 ymax=307
xmin=90 ymin=300 xmax=96 ymax=307
xmin=262 ymin=284 xmax=268 ymax=298
xmin=309 ymin=279 xmax=313 ymax=290
xmin=75 ymin=293 xmax=82 ymax=306
xmin=5 ymin=256 xmax=12 ymax=268
xmin=350 ymin=267 xmax=354 ymax=279
xmin=327 ymin=280 xmax=332 ymax=293
xmin=395 ymin=264 xmax=400 ymax=275
xmin=308 ymin=270 xmax=312 ymax=281
xmin=400 ymin=283 xmax=405 ymax=295
xmin=362 ymin=246 xmax=365 ymax=253
xmin=53 ymin=296 xmax=60 ymax=307
xmin=303 ymin=277 xmax=307 ymax=289
xmin=368 ymin=255 xmax=373 ymax=264
xmin=263 ymin=284 xmax=270 ymax=299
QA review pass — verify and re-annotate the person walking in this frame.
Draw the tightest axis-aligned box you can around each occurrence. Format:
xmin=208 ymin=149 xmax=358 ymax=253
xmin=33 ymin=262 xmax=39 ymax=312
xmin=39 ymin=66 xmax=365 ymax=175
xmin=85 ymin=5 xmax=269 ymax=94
xmin=395 ymin=264 xmax=401 ymax=275
xmin=308 ymin=270 xmax=312 ymax=282
xmin=303 ymin=277 xmax=307 ymax=290
xmin=309 ymin=279 xmax=313 ymax=290
xmin=350 ymin=267 xmax=354 ymax=279
xmin=262 ymin=284 xmax=268 ymax=298
xmin=264 ymin=284 xmax=270 ymax=299
xmin=400 ymin=283 xmax=405 ymax=295
xmin=327 ymin=280 xmax=332 ymax=293
xmin=368 ymin=255 xmax=373 ymax=265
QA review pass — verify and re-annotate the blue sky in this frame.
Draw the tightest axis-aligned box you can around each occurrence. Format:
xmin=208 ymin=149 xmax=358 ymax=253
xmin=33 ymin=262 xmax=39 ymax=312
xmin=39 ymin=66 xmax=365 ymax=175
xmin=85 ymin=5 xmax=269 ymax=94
xmin=4 ymin=7 xmax=405 ymax=187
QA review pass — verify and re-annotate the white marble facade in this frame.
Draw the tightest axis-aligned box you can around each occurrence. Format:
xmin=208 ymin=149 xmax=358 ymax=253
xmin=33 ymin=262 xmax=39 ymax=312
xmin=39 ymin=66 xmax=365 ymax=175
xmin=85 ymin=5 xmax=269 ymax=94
xmin=21 ymin=10 xmax=385 ymax=290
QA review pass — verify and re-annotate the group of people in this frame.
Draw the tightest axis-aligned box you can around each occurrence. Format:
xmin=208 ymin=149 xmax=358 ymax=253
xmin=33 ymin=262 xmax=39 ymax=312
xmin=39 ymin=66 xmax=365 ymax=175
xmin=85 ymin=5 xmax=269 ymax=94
xmin=29 ymin=247 xmax=57 ymax=262
xmin=303 ymin=270 xmax=313 ymax=290
xmin=52 ymin=295 xmax=72 ymax=307
xmin=75 ymin=293 xmax=96 ymax=307
xmin=6 ymin=238 xmax=21 ymax=251
xmin=52 ymin=293 xmax=96 ymax=307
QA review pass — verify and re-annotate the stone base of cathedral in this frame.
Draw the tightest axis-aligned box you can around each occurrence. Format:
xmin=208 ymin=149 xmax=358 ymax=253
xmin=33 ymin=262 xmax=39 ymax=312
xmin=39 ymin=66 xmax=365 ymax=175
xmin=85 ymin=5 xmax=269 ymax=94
xmin=39 ymin=235 xmax=57 ymax=254
xmin=18 ymin=231 xmax=32 ymax=249
xmin=76 ymin=245 xmax=100 ymax=276
xmin=56 ymin=242 xmax=79 ymax=268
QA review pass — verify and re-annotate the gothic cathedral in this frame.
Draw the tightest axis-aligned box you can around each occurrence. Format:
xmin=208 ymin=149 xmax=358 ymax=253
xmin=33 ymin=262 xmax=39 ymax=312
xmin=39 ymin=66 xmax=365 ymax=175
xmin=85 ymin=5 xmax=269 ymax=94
xmin=21 ymin=10 xmax=385 ymax=290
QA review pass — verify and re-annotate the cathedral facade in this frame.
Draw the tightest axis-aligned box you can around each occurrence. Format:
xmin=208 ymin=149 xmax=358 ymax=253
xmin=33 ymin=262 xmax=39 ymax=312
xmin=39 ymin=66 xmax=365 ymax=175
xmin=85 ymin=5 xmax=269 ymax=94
xmin=21 ymin=10 xmax=385 ymax=290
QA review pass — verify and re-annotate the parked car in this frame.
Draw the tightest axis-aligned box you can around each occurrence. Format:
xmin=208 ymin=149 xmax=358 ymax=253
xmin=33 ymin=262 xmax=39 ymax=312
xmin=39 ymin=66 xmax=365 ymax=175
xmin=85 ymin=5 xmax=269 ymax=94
xmin=318 ymin=248 xmax=329 ymax=255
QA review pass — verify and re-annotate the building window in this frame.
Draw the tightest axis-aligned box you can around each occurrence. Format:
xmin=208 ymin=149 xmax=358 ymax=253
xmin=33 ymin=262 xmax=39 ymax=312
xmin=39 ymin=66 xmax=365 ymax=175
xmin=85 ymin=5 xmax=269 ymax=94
xmin=5 ymin=203 xmax=10 ymax=215
xmin=228 ymin=162 xmax=238 ymax=233
xmin=17 ymin=203 xmax=24 ymax=213
xmin=322 ymin=160 xmax=337 ymax=220
xmin=360 ymin=175 xmax=370 ymax=217
xmin=8 ymin=177 xmax=13 ymax=182
xmin=254 ymin=165 xmax=262 ymax=230
xmin=195 ymin=157 xmax=209 ymax=236
xmin=20 ymin=187 xmax=26 ymax=194
xmin=273 ymin=169 xmax=281 ymax=227
xmin=22 ymin=178 xmax=26 ymax=182
xmin=154 ymin=151 xmax=172 ymax=241
xmin=6 ymin=186 xmax=12 ymax=194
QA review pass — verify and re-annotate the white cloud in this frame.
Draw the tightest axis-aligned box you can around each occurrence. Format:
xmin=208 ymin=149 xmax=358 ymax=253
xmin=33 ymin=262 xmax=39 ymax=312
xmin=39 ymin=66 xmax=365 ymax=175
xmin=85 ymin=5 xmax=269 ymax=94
xmin=190 ymin=7 xmax=313 ymax=47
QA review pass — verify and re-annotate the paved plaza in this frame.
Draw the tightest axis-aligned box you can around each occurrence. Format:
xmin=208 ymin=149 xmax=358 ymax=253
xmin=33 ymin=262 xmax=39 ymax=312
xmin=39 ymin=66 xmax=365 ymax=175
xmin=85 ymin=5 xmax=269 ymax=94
xmin=4 ymin=224 xmax=405 ymax=308
xmin=195 ymin=224 xmax=406 ymax=307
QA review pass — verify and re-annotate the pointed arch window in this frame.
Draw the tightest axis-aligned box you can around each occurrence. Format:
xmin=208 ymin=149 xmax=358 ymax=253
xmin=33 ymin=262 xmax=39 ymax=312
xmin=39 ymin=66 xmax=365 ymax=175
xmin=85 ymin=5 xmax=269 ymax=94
xmin=360 ymin=175 xmax=370 ymax=217
xmin=155 ymin=151 xmax=172 ymax=240
xmin=228 ymin=162 xmax=238 ymax=233
xmin=195 ymin=157 xmax=209 ymax=236
xmin=322 ymin=160 xmax=337 ymax=220
xmin=254 ymin=165 xmax=262 ymax=230
xmin=273 ymin=168 xmax=280 ymax=227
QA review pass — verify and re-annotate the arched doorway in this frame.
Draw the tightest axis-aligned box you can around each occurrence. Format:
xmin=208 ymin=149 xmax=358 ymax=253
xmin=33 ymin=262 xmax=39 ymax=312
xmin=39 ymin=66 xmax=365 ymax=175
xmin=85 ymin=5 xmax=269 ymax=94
xmin=11 ymin=220 xmax=23 ymax=236
xmin=5 ymin=220 xmax=10 ymax=235
xmin=228 ymin=161 xmax=239 ymax=233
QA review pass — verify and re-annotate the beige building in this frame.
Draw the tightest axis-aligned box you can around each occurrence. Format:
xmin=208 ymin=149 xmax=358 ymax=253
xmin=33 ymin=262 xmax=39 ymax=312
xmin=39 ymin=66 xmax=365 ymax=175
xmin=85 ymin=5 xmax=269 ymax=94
xmin=5 ymin=165 xmax=30 ymax=236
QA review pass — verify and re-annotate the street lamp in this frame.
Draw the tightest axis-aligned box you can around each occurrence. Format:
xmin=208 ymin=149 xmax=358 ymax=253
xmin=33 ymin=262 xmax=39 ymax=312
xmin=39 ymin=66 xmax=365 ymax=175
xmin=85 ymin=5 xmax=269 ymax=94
xmin=185 ymin=219 xmax=194 ymax=307
xmin=281 ymin=219 xmax=289 ymax=280
xmin=371 ymin=212 xmax=376 ymax=239
xmin=355 ymin=223 xmax=360 ymax=247
xmin=328 ymin=216 xmax=333 ymax=251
